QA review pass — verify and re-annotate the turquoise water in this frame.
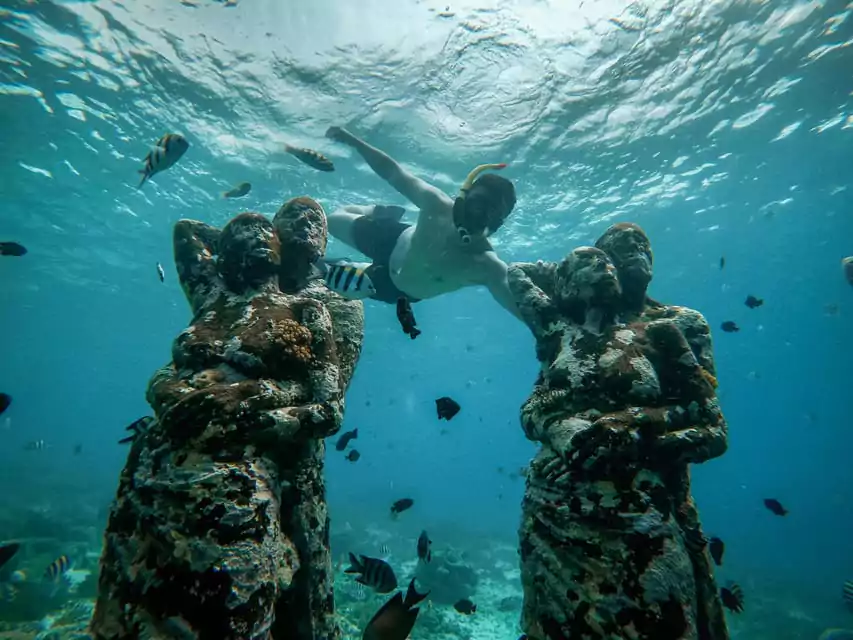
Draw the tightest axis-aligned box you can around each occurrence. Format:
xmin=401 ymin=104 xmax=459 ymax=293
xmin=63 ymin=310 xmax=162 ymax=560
xmin=1 ymin=0 xmax=852 ymax=638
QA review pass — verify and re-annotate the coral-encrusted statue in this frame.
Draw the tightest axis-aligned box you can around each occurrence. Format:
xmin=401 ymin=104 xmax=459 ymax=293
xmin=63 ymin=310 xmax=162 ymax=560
xmin=508 ymin=223 xmax=730 ymax=640
xmin=90 ymin=198 xmax=363 ymax=640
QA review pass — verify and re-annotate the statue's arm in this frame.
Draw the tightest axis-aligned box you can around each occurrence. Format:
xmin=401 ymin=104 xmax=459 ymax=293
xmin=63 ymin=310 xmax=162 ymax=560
xmin=173 ymin=219 xmax=222 ymax=314
xmin=507 ymin=263 xmax=559 ymax=338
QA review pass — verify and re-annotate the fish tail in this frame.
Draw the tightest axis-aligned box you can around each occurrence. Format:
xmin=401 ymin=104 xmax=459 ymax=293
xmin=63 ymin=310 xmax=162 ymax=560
xmin=403 ymin=578 xmax=429 ymax=608
xmin=352 ymin=428 xmax=358 ymax=438
xmin=137 ymin=170 xmax=149 ymax=189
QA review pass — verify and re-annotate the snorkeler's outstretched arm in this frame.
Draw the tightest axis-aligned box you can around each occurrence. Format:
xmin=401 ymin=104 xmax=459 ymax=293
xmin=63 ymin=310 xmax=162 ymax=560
xmin=173 ymin=219 xmax=222 ymax=315
xmin=326 ymin=126 xmax=451 ymax=212
xmin=481 ymin=254 xmax=523 ymax=321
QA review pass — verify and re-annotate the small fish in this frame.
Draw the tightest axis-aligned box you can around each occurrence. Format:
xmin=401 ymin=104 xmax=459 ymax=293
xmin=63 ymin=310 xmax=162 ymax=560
xmin=819 ymin=629 xmax=853 ymax=640
xmin=222 ymin=181 xmax=251 ymax=199
xmin=0 ymin=393 xmax=10 ymax=417
xmin=720 ymin=321 xmax=740 ymax=333
xmin=396 ymin=297 xmax=421 ymax=339
xmin=73 ymin=443 xmax=83 ymax=456
xmin=391 ymin=498 xmax=414 ymax=516
xmin=24 ymin=439 xmax=46 ymax=451
xmin=719 ymin=256 xmax=725 ymax=270
xmin=824 ymin=303 xmax=840 ymax=317
xmin=284 ymin=144 xmax=335 ymax=172
xmin=453 ymin=598 xmax=477 ymax=614
xmin=708 ymin=536 xmax=724 ymax=566
xmin=0 ymin=242 xmax=27 ymax=257
xmin=843 ymin=580 xmax=853 ymax=605
xmin=436 ymin=397 xmax=461 ymax=421
xmin=336 ymin=428 xmax=358 ymax=451
xmin=842 ymin=256 xmax=853 ymax=287
xmin=417 ymin=530 xmax=432 ymax=563
xmin=763 ymin=498 xmax=788 ymax=516
xmin=345 ymin=552 xmax=398 ymax=593
xmin=137 ymin=133 xmax=189 ymax=189
xmin=317 ymin=260 xmax=376 ymax=300
xmin=8 ymin=569 xmax=26 ymax=584
xmin=363 ymin=578 xmax=429 ymax=640
xmin=346 ymin=449 xmax=361 ymax=462
xmin=44 ymin=554 xmax=72 ymax=581
xmin=744 ymin=295 xmax=763 ymax=309
xmin=0 ymin=543 xmax=20 ymax=570
xmin=157 ymin=262 xmax=165 ymax=283
xmin=720 ymin=583 xmax=744 ymax=613
xmin=379 ymin=544 xmax=390 ymax=557
xmin=119 ymin=415 xmax=155 ymax=444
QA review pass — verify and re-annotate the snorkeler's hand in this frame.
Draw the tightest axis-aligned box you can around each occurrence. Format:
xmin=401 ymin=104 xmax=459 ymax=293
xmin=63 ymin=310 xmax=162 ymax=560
xmin=325 ymin=126 xmax=355 ymax=145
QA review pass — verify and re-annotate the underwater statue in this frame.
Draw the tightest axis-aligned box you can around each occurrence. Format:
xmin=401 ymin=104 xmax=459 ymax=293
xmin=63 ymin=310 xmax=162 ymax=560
xmin=508 ymin=223 xmax=730 ymax=640
xmin=90 ymin=198 xmax=363 ymax=640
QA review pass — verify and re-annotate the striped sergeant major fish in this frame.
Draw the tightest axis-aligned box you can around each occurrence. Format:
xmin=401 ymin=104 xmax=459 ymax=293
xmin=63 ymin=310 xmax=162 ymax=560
xmin=345 ymin=552 xmax=398 ymax=594
xmin=138 ymin=133 xmax=190 ymax=189
xmin=316 ymin=260 xmax=376 ymax=300
xmin=44 ymin=554 xmax=72 ymax=581
xmin=844 ymin=579 xmax=853 ymax=606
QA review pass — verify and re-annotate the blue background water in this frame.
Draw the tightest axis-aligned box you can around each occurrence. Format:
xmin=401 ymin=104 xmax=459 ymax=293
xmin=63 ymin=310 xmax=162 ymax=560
xmin=1 ymin=0 xmax=852 ymax=637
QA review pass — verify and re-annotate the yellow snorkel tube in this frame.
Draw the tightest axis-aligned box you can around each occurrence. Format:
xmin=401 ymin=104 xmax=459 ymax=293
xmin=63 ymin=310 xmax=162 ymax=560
xmin=454 ymin=163 xmax=508 ymax=244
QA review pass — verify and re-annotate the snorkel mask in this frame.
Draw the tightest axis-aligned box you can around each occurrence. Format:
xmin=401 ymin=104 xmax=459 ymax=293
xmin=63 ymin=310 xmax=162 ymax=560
xmin=452 ymin=163 xmax=508 ymax=245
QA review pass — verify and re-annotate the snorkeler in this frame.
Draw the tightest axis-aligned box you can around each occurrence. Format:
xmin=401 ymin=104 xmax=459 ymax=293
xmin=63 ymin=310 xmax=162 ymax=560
xmin=324 ymin=126 xmax=522 ymax=319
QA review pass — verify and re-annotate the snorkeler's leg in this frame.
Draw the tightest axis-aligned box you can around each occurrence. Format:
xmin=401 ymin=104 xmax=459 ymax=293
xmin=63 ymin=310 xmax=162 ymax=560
xmin=327 ymin=206 xmax=372 ymax=248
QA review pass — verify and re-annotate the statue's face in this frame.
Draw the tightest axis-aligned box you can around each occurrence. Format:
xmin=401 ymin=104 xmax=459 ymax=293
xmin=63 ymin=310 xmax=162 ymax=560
xmin=556 ymin=246 xmax=621 ymax=308
xmin=594 ymin=223 xmax=653 ymax=299
xmin=218 ymin=212 xmax=280 ymax=292
xmin=273 ymin=197 xmax=327 ymax=264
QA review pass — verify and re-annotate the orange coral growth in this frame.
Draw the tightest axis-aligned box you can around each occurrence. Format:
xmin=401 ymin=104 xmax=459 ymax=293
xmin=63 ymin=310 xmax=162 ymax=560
xmin=270 ymin=318 xmax=313 ymax=366
xmin=700 ymin=367 xmax=718 ymax=389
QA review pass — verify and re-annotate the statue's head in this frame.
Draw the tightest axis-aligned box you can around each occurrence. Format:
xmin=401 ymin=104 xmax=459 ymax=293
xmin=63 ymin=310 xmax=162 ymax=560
xmin=218 ymin=212 xmax=280 ymax=293
xmin=273 ymin=196 xmax=328 ymax=266
xmin=554 ymin=247 xmax=622 ymax=319
xmin=594 ymin=222 xmax=653 ymax=307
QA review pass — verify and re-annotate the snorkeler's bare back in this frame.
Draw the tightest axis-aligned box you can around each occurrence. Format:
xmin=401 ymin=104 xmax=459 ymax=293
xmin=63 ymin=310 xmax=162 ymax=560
xmin=388 ymin=196 xmax=497 ymax=300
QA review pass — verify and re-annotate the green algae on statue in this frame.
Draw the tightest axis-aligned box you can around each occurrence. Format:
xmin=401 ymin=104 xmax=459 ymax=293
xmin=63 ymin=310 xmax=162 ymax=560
xmin=89 ymin=199 xmax=363 ymax=640
xmin=508 ymin=223 xmax=729 ymax=640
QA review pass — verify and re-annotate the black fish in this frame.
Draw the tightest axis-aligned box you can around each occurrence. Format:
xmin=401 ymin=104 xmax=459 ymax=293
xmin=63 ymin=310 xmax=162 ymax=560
xmin=843 ymin=579 xmax=853 ymax=605
xmin=222 ymin=182 xmax=251 ymax=199
xmin=346 ymin=449 xmax=361 ymax=462
xmin=763 ymin=498 xmax=788 ymax=516
xmin=345 ymin=552 xmax=397 ymax=593
xmin=744 ymin=295 xmax=763 ymax=309
xmin=720 ymin=321 xmax=739 ymax=333
xmin=336 ymin=428 xmax=358 ymax=451
xmin=396 ymin=297 xmax=421 ymax=340
xmin=0 ymin=242 xmax=27 ymax=257
xmin=73 ymin=444 xmax=83 ymax=456
xmin=417 ymin=530 xmax=431 ymax=563
xmin=363 ymin=578 xmax=429 ymax=640
xmin=119 ymin=416 xmax=155 ymax=444
xmin=719 ymin=256 xmax=725 ymax=270
xmin=284 ymin=144 xmax=334 ymax=172
xmin=0 ymin=543 xmax=20 ymax=570
xmin=708 ymin=536 xmax=724 ymax=566
xmin=391 ymin=498 xmax=414 ymax=515
xmin=453 ymin=598 xmax=477 ymax=614
xmin=24 ymin=439 xmax=46 ymax=451
xmin=435 ymin=397 xmax=461 ymax=421
xmin=720 ymin=583 xmax=744 ymax=613
xmin=0 ymin=393 xmax=11 ymax=416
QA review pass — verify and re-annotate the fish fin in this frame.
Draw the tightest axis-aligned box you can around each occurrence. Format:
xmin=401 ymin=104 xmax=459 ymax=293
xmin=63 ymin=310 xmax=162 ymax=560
xmin=137 ymin=169 xmax=150 ymax=189
xmin=370 ymin=205 xmax=406 ymax=222
xmin=118 ymin=435 xmax=135 ymax=444
xmin=344 ymin=551 xmax=362 ymax=574
xmin=403 ymin=578 xmax=429 ymax=609
xmin=352 ymin=428 xmax=358 ymax=438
